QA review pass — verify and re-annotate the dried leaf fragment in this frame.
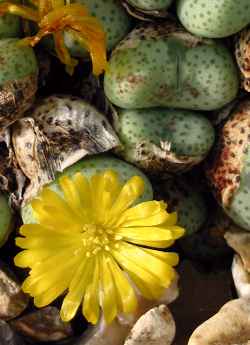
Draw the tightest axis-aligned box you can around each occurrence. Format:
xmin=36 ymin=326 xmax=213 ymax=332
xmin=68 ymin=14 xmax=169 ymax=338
xmin=12 ymin=95 xmax=120 ymax=205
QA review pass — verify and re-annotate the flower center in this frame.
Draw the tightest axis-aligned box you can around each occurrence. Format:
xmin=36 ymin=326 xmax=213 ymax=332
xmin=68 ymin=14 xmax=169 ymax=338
xmin=81 ymin=224 xmax=121 ymax=257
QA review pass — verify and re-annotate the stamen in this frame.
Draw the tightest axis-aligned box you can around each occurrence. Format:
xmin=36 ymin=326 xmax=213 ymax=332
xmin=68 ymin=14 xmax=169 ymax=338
xmin=104 ymin=245 xmax=110 ymax=251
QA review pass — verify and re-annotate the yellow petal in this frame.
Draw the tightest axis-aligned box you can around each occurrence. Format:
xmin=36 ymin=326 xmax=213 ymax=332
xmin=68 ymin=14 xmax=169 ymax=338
xmin=73 ymin=172 xmax=92 ymax=223
xmin=34 ymin=280 xmax=69 ymax=307
xmin=127 ymin=270 xmax=164 ymax=300
xmin=19 ymin=223 xmax=52 ymax=236
xmin=116 ymin=226 xmax=178 ymax=243
xmin=119 ymin=210 xmax=170 ymax=228
xmin=117 ymin=201 xmax=167 ymax=226
xmin=143 ymin=248 xmax=179 ymax=266
xmin=107 ymin=254 xmax=137 ymax=315
xmin=111 ymin=249 xmax=162 ymax=299
xmin=112 ymin=242 xmax=176 ymax=289
xmin=73 ymin=173 xmax=91 ymax=206
xmin=90 ymin=170 xmax=121 ymax=224
xmin=14 ymin=248 xmax=55 ymax=268
xmin=100 ymin=253 xmax=118 ymax=324
xmin=108 ymin=176 xmax=145 ymax=225
xmin=30 ymin=245 xmax=83 ymax=277
xmin=129 ymin=239 xmax=175 ymax=248
xmin=15 ymin=233 xmax=81 ymax=250
xmin=82 ymin=256 xmax=100 ymax=324
xmin=31 ymin=199 xmax=81 ymax=231
xmin=25 ymin=252 xmax=80 ymax=295
xmin=60 ymin=257 xmax=92 ymax=322
xmin=59 ymin=175 xmax=81 ymax=210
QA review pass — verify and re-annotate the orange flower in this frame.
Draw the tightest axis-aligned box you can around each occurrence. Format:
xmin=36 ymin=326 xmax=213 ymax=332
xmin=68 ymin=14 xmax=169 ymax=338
xmin=0 ymin=0 xmax=107 ymax=75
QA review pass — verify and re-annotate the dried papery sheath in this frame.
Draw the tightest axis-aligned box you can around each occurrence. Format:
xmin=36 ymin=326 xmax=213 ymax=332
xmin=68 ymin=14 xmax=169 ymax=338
xmin=0 ymin=39 xmax=38 ymax=131
xmin=0 ymin=128 xmax=26 ymax=208
xmin=11 ymin=95 xmax=120 ymax=205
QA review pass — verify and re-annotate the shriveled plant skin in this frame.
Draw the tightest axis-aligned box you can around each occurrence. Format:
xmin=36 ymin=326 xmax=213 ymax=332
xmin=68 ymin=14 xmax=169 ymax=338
xmin=114 ymin=107 xmax=215 ymax=173
xmin=0 ymin=193 xmax=12 ymax=247
xmin=0 ymin=39 xmax=38 ymax=131
xmin=104 ymin=23 xmax=239 ymax=111
xmin=177 ymin=0 xmax=250 ymax=38
xmin=207 ymin=99 xmax=250 ymax=231
xmin=58 ymin=0 xmax=132 ymax=57
xmin=126 ymin=0 xmax=173 ymax=11
xmin=154 ymin=178 xmax=207 ymax=236
xmin=21 ymin=154 xmax=153 ymax=224
xmin=0 ymin=0 xmax=21 ymax=39
xmin=236 ymin=27 xmax=250 ymax=92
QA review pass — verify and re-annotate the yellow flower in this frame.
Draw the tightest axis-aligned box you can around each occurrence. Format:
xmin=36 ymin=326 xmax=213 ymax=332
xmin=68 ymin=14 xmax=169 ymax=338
xmin=15 ymin=170 xmax=184 ymax=324
xmin=0 ymin=0 xmax=107 ymax=75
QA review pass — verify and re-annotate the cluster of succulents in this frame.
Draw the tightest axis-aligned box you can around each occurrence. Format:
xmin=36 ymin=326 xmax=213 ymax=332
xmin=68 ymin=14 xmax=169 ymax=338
xmin=0 ymin=0 xmax=250 ymax=344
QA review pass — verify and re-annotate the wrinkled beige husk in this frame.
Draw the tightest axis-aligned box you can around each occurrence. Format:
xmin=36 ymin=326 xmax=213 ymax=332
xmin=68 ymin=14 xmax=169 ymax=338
xmin=188 ymin=298 xmax=250 ymax=345
xmin=76 ymin=276 xmax=179 ymax=345
xmin=225 ymin=229 xmax=250 ymax=272
xmin=10 ymin=95 xmax=119 ymax=206
xmin=124 ymin=305 xmax=175 ymax=345
xmin=232 ymin=255 xmax=250 ymax=299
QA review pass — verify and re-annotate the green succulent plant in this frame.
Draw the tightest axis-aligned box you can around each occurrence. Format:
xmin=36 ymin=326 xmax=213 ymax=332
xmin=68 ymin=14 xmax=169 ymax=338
xmin=177 ymin=0 xmax=250 ymax=38
xmin=155 ymin=178 xmax=207 ymax=236
xmin=0 ymin=193 xmax=12 ymax=247
xmin=0 ymin=38 xmax=38 ymax=129
xmin=114 ymin=107 xmax=215 ymax=173
xmin=207 ymin=100 xmax=250 ymax=231
xmin=104 ymin=23 xmax=239 ymax=111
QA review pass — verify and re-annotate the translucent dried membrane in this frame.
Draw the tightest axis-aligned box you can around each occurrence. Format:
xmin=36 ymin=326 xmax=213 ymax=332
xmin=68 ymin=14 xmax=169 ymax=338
xmin=15 ymin=170 xmax=185 ymax=324
xmin=0 ymin=0 xmax=107 ymax=75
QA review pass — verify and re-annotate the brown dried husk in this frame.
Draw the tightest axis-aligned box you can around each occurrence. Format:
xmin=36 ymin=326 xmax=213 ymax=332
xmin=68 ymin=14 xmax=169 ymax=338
xmin=0 ymin=74 xmax=37 ymax=132
xmin=1 ymin=95 xmax=119 ymax=207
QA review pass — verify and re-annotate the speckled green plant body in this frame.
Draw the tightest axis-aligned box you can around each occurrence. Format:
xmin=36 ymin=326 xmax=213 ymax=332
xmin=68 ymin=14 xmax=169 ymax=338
xmin=155 ymin=179 xmax=207 ymax=236
xmin=115 ymin=108 xmax=215 ymax=161
xmin=104 ymin=25 xmax=239 ymax=111
xmin=177 ymin=0 xmax=250 ymax=38
xmin=22 ymin=154 xmax=153 ymax=224
xmin=226 ymin=148 xmax=250 ymax=230
xmin=0 ymin=194 xmax=12 ymax=247
xmin=0 ymin=38 xmax=37 ymax=85
xmin=0 ymin=0 xmax=21 ymax=39
xmin=63 ymin=0 xmax=132 ymax=56
xmin=127 ymin=0 xmax=173 ymax=11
